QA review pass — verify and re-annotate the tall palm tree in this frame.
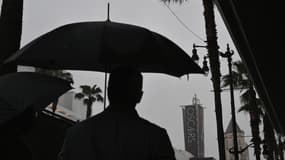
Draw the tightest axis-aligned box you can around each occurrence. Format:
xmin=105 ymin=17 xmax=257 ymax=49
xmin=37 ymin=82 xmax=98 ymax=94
xmin=277 ymin=135 xmax=284 ymax=160
xmin=262 ymin=113 xmax=277 ymax=160
xmin=36 ymin=68 xmax=74 ymax=112
xmin=222 ymin=61 xmax=263 ymax=160
xmin=0 ymin=0 xmax=23 ymax=74
xmin=75 ymin=85 xmax=103 ymax=119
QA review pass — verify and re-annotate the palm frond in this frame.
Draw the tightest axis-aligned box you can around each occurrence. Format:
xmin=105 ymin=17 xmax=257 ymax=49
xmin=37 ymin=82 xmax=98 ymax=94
xmin=221 ymin=74 xmax=231 ymax=88
xmin=91 ymin=85 xmax=97 ymax=91
xmin=239 ymin=79 xmax=250 ymax=89
xmin=80 ymin=85 xmax=92 ymax=95
xmin=240 ymin=90 xmax=251 ymax=105
xmin=92 ymin=87 xmax=102 ymax=95
xmin=77 ymin=84 xmax=103 ymax=112
xmin=83 ymin=98 xmax=91 ymax=106
xmin=74 ymin=92 xmax=85 ymax=99
xmin=239 ymin=97 xmax=263 ymax=116
xmin=96 ymin=94 xmax=104 ymax=102
xmin=238 ymin=103 xmax=251 ymax=113
xmin=233 ymin=61 xmax=246 ymax=74
xmin=89 ymin=96 xmax=96 ymax=103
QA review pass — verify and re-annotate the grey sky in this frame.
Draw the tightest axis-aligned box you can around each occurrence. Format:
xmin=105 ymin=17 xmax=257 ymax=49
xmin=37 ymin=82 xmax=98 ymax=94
xmin=1 ymin=0 xmax=256 ymax=159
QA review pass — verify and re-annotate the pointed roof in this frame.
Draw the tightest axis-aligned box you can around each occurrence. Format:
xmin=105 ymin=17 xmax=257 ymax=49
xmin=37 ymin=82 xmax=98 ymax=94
xmin=225 ymin=119 xmax=243 ymax=134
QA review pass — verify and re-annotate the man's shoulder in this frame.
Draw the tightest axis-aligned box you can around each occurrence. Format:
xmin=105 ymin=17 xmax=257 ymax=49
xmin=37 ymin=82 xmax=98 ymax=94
xmin=137 ymin=117 xmax=166 ymax=132
xmin=67 ymin=112 xmax=104 ymax=133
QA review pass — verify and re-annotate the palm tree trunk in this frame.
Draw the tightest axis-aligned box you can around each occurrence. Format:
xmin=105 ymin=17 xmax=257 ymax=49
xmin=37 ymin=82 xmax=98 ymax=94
xmin=278 ymin=135 xmax=284 ymax=160
xmin=250 ymin=111 xmax=261 ymax=160
xmin=0 ymin=0 xmax=23 ymax=74
xmin=248 ymin=86 xmax=262 ymax=160
xmin=263 ymin=114 xmax=276 ymax=160
xmin=202 ymin=0 xmax=226 ymax=160
xmin=86 ymin=103 xmax=92 ymax=119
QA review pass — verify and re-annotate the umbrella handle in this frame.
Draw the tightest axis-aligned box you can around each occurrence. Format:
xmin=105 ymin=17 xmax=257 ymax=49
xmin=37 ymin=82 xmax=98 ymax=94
xmin=103 ymin=71 xmax=107 ymax=110
xmin=103 ymin=3 xmax=110 ymax=109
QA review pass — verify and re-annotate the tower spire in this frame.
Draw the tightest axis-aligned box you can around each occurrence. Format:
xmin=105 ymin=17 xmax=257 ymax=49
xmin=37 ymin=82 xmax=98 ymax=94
xmin=192 ymin=94 xmax=200 ymax=105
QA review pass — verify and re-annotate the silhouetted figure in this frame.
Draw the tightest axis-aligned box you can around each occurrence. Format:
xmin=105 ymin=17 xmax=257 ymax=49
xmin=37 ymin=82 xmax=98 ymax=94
xmin=59 ymin=66 xmax=176 ymax=160
xmin=0 ymin=107 xmax=34 ymax=160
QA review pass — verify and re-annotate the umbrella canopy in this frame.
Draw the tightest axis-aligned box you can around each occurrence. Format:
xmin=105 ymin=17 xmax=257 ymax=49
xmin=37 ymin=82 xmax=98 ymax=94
xmin=0 ymin=72 xmax=72 ymax=125
xmin=6 ymin=21 xmax=203 ymax=77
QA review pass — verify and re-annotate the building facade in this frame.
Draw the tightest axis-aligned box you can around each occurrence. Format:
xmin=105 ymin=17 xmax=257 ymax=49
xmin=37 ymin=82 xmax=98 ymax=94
xmin=181 ymin=95 xmax=204 ymax=158
xmin=224 ymin=119 xmax=249 ymax=160
xmin=50 ymin=91 xmax=87 ymax=121
xmin=174 ymin=148 xmax=193 ymax=160
xmin=190 ymin=158 xmax=216 ymax=160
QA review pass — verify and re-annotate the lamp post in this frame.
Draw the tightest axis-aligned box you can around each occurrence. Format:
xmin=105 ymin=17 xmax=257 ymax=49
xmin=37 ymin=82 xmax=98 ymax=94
xmin=229 ymin=142 xmax=254 ymax=154
xmin=220 ymin=44 xmax=239 ymax=160
xmin=192 ymin=42 xmax=226 ymax=160
xmin=192 ymin=43 xmax=239 ymax=160
xmin=192 ymin=44 xmax=210 ymax=75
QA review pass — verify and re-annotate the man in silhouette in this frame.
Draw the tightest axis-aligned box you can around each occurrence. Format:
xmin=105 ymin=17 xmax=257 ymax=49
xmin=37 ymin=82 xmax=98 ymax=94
xmin=59 ymin=66 xmax=176 ymax=160
xmin=0 ymin=107 xmax=34 ymax=160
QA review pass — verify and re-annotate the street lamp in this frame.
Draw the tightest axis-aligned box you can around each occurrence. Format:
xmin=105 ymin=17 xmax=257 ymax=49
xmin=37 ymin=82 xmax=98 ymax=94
xmin=229 ymin=142 xmax=254 ymax=154
xmin=192 ymin=43 xmax=239 ymax=160
xmin=220 ymin=44 xmax=239 ymax=160
xmin=202 ymin=56 xmax=210 ymax=75
xmin=192 ymin=43 xmax=210 ymax=75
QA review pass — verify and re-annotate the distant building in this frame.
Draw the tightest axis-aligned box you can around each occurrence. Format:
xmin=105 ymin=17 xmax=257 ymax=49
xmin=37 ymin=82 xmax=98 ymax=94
xmin=46 ymin=91 xmax=87 ymax=121
xmin=190 ymin=157 xmax=216 ymax=160
xmin=224 ymin=119 xmax=249 ymax=160
xmin=17 ymin=66 xmax=87 ymax=121
xmin=174 ymin=148 xmax=193 ymax=160
xmin=181 ymin=95 xmax=204 ymax=158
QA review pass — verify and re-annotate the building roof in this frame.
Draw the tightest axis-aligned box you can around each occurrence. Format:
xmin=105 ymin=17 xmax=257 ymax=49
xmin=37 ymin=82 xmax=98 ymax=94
xmin=225 ymin=119 xmax=243 ymax=134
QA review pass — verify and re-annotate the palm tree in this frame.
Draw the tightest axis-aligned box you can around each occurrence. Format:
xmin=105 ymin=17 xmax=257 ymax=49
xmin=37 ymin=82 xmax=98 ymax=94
xmin=0 ymin=0 xmax=23 ymax=74
xmin=222 ymin=61 xmax=263 ymax=160
xmin=75 ymin=85 xmax=103 ymax=119
xmin=277 ymin=135 xmax=284 ymax=160
xmin=36 ymin=68 xmax=74 ymax=112
xmin=262 ymin=113 xmax=277 ymax=160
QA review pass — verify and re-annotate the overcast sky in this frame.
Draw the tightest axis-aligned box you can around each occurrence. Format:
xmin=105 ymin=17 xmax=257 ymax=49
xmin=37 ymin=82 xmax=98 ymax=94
xmin=1 ymin=0 xmax=257 ymax=159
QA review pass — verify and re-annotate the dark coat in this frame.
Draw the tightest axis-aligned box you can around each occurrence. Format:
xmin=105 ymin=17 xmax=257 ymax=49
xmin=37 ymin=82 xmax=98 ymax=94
xmin=60 ymin=106 xmax=176 ymax=160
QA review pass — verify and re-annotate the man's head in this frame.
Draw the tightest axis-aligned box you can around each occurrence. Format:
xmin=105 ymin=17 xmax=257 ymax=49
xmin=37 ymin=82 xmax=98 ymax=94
xmin=107 ymin=66 xmax=143 ymax=107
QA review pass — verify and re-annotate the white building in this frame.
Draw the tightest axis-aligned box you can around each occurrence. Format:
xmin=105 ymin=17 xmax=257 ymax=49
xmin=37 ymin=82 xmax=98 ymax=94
xmin=17 ymin=66 xmax=87 ymax=121
xmin=174 ymin=148 xmax=194 ymax=160
xmin=55 ymin=91 xmax=87 ymax=121
xmin=224 ymin=119 xmax=249 ymax=160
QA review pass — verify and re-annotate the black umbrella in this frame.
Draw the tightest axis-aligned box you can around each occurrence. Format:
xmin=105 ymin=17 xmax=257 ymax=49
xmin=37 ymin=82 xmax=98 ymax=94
xmin=0 ymin=72 xmax=72 ymax=125
xmin=6 ymin=21 xmax=203 ymax=77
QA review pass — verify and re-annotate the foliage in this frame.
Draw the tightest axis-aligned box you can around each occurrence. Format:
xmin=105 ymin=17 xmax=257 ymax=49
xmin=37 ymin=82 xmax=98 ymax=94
xmin=222 ymin=60 xmax=263 ymax=160
xmin=75 ymin=85 xmax=103 ymax=119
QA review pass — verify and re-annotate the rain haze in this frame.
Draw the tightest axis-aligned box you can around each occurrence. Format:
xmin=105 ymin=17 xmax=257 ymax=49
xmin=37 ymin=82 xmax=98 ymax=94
xmin=1 ymin=0 xmax=256 ymax=159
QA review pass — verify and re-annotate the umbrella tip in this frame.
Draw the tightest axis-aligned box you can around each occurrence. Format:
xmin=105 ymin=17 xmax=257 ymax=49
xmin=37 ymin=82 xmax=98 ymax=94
xmin=107 ymin=2 xmax=111 ymax=22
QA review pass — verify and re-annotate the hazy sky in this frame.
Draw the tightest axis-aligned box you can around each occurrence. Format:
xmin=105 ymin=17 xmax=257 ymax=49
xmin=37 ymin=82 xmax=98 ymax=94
xmin=1 ymin=0 xmax=257 ymax=159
